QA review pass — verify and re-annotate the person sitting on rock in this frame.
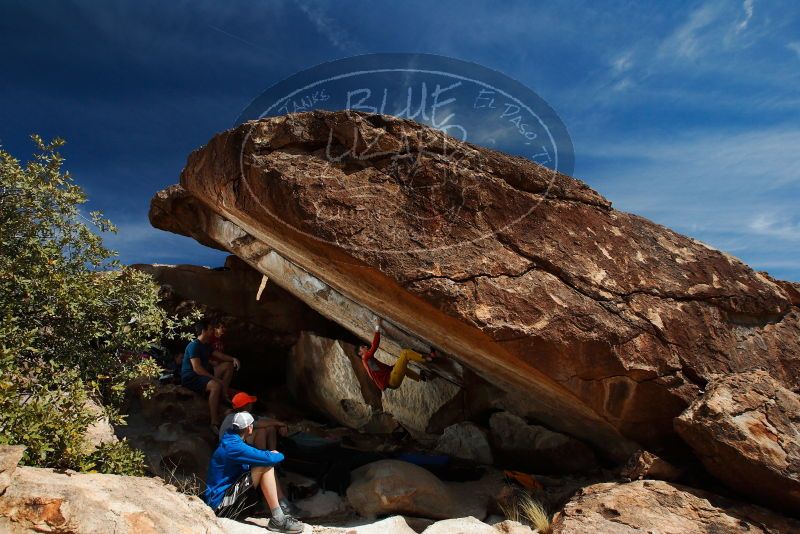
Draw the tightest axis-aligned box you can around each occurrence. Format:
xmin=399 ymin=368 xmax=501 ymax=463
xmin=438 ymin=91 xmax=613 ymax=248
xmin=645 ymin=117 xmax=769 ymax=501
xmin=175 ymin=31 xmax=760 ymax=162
xmin=205 ymin=411 xmax=305 ymax=533
xmin=218 ymin=392 xmax=297 ymax=515
xmin=181 ymin=319 xmax=241 ymax=434
xmin=219 ymin=392 xmax=290 ymax=452
xmin=358 ymin=318 xmax=436 ymax=391
xmin=206 ymin=318 xmax=241 ymax=399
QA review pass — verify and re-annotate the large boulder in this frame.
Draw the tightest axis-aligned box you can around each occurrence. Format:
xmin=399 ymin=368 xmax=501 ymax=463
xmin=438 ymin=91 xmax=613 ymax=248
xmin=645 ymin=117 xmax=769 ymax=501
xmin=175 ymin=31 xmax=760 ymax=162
xmin=551 ymin=480 xmax=799 ymax=533
xmin=346 ymin=460 xmax=495 ymax=521
xmin=435 ymin=422 xmax=493 ymax=464
xmin=149 ymin=110 xmax=800 ymax=459
xmin=287 ymin=331 xmax=468 ymax=436
xmin=674 ymin=370 xmax=800 ymax=513
xmin=381 ymin=370 xmax=462 ymax=439
xmin=346 ymin=460 xmax=463 ymax=520
xmin=489 ymin=412 xmax=596 ymax=474
xmin=0 ymin=447 xmax=226 ymax=534
xmin=288 ymin=332 xmax=381 ymax=429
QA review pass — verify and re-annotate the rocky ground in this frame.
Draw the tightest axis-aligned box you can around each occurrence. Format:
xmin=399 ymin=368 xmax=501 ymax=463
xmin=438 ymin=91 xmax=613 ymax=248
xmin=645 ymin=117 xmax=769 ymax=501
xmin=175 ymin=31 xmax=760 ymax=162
xmin=4 ymin=437 xmax=799 ymax=533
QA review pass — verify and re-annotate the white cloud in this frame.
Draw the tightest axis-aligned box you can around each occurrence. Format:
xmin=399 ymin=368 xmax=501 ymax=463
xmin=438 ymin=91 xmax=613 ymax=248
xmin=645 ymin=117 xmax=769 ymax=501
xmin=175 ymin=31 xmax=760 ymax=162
xmin=788 ymin=41 xmax=800 ymax=59
xmin=658 ymin=3 xmax=721 ymax=60
xmin=612 ymin=52 xmax=634 ymax=74
xmin=748 ymin=212 xmax=800 ymax=240
xmin=295 ymin=0 xmax=361 ymax=52
xmin=582 ymin=126 xmax=800 ymax=191
xmin=735 ymin=0 xmax=755 ymax=33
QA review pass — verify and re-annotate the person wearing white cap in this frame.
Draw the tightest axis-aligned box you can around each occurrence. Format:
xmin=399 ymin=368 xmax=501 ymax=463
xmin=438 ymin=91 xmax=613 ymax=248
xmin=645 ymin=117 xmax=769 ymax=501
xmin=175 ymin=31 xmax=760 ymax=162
xmin=204 ymin=412 xmax=305 ymax=533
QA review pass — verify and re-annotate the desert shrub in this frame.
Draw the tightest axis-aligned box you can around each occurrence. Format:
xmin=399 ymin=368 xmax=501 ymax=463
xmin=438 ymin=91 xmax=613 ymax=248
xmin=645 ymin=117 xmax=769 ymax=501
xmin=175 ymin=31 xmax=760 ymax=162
xmin=82 ymin=440 xmax=147 ymax=476
xmin=0 ymin=136 xmax=189 ymax=473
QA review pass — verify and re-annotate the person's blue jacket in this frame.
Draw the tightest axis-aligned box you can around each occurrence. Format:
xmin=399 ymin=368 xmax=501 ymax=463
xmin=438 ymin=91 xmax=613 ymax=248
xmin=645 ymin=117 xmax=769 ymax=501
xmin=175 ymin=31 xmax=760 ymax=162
xmin=204 ymin=430 xmax=285 ymax=509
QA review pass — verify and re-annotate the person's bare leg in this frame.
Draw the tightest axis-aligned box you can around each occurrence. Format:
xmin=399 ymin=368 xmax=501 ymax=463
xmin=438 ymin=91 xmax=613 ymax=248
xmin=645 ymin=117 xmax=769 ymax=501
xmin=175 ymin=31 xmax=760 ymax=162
xmin=214 ymin=361 xmax=234 ymax=398
xmin=251 ymin=466 xmax=280 ymax=510
xmin=206 ymin=380 xmax=222 ymax=425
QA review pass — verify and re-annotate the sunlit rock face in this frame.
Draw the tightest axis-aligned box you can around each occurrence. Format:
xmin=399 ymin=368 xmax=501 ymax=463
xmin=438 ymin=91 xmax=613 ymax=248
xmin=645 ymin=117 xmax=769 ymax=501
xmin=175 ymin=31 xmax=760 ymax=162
xmin=149 ymin=110 xmax=799 ymax=460
xmin=551 ymin=479 xmax=800 ymax=533
xmin=675 ymin=370 xmax=800 ymax=514
xmin=0 ymin=446 xmax=228 ymax=534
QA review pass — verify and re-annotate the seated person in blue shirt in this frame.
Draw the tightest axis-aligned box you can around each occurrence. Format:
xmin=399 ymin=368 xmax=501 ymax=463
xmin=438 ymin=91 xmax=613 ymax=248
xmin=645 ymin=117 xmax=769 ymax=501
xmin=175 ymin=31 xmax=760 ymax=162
xmin=181 ymin=319 xmax=241 ymax=434
xmin=205 ymin=412 xmax=305 ymax=533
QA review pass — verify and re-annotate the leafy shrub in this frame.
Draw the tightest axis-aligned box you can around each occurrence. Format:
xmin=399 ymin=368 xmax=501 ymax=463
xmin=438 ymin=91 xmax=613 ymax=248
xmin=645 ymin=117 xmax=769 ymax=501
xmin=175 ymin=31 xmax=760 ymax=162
xmin=83 ymin=440 xmax=147 ymax=476
xmin=0 ymin=136 xmax=187 ymax=473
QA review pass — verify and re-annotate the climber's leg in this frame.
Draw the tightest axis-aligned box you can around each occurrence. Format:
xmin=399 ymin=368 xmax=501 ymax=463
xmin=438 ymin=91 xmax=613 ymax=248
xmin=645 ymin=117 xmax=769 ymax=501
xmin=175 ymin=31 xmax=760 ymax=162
xmin=388 ymin=349 xmax=425 ymax=388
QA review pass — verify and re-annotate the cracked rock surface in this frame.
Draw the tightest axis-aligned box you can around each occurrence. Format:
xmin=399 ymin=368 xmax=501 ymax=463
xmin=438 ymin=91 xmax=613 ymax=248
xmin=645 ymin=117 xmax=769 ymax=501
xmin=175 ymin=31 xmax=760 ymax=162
xmin=150 ymin=110 xmax=800 ymax=456
xmin=675 ymin=370 xmax=800 ymax=513
xmin=0 ymin=446 xmax=226 ymax=534
xmin=551 ymin=479 xmax=800 ymax=533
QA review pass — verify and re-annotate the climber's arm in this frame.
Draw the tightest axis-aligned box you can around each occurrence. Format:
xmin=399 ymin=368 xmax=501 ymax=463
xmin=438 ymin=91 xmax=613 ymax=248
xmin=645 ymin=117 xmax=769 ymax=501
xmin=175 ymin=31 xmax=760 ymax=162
xmin=361 ymin=319 xmax=383 ymax=362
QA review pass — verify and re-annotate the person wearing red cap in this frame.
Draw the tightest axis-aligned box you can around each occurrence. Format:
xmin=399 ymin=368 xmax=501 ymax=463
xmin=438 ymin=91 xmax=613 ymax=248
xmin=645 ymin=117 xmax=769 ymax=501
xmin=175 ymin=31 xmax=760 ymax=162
xmin=219 ymin=391 xmax=289 ymax=450
xmin=217 ymin=392 xmax=296 ymax=516
xmin=205 ymin=412 xmax=304 ymax=532
xmin=219 ymin=393 xmax=290 ymax=454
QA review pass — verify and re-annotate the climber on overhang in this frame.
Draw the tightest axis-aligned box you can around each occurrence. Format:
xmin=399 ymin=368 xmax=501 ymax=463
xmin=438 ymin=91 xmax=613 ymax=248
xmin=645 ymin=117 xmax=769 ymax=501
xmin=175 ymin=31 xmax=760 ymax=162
xmin=357 ymin=318 xmax=437 ymax=391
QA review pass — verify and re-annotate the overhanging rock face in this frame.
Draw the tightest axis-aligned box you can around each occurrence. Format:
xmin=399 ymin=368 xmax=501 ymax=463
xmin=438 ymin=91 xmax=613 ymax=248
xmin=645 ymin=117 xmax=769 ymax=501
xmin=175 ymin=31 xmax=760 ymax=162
xmin=150 ymin=110 xmax=800 ymax=459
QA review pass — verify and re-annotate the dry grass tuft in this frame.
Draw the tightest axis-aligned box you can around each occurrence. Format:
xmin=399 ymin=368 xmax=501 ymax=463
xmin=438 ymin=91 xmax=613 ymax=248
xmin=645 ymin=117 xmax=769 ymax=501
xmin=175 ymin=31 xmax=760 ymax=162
xmin=501 ymin=491 xmax=552 ymax=534
xmin=161 ymin=458 xmax=203 ymax=497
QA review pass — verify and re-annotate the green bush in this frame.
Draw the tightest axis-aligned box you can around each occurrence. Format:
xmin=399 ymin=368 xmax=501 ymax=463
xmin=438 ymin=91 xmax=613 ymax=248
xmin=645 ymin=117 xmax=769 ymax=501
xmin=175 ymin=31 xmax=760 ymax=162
xmin=83 ymin=440 xmax=147 ymax=476
xmin=0 ymin=136 xmax=186 ymax=474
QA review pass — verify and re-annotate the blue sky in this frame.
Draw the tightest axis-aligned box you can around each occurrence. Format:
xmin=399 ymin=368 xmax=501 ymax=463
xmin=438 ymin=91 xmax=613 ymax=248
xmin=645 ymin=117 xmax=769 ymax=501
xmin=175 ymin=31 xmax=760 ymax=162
xmin=2 ymin=0 xmax=799 ymax=280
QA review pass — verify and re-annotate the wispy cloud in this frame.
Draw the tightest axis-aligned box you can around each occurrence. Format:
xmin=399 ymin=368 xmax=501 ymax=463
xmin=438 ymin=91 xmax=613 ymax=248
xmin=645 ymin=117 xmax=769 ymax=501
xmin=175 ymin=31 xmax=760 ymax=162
xmin=658 ymin=2 xmax=721 ymax=61
xmin=788 ymin=41 xmax=800 ymax=59
xmin=735 ymin=0 xmax=755 ymax=33
xmin=748 ymin=212 xmax=800 ymax=240
xmin=611 ymin=52 xmax=634 ymax=74
xmin=295 ymin=0 xmax=361 ymax=53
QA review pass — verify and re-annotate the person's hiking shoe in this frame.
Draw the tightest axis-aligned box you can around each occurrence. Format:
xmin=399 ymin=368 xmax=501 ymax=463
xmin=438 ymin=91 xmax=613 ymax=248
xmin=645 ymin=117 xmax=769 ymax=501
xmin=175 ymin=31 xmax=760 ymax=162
xmin=280 ymin=500 xmax=301 ymax=517
xmin=267 ymin=515 xmax=305 ymax=533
